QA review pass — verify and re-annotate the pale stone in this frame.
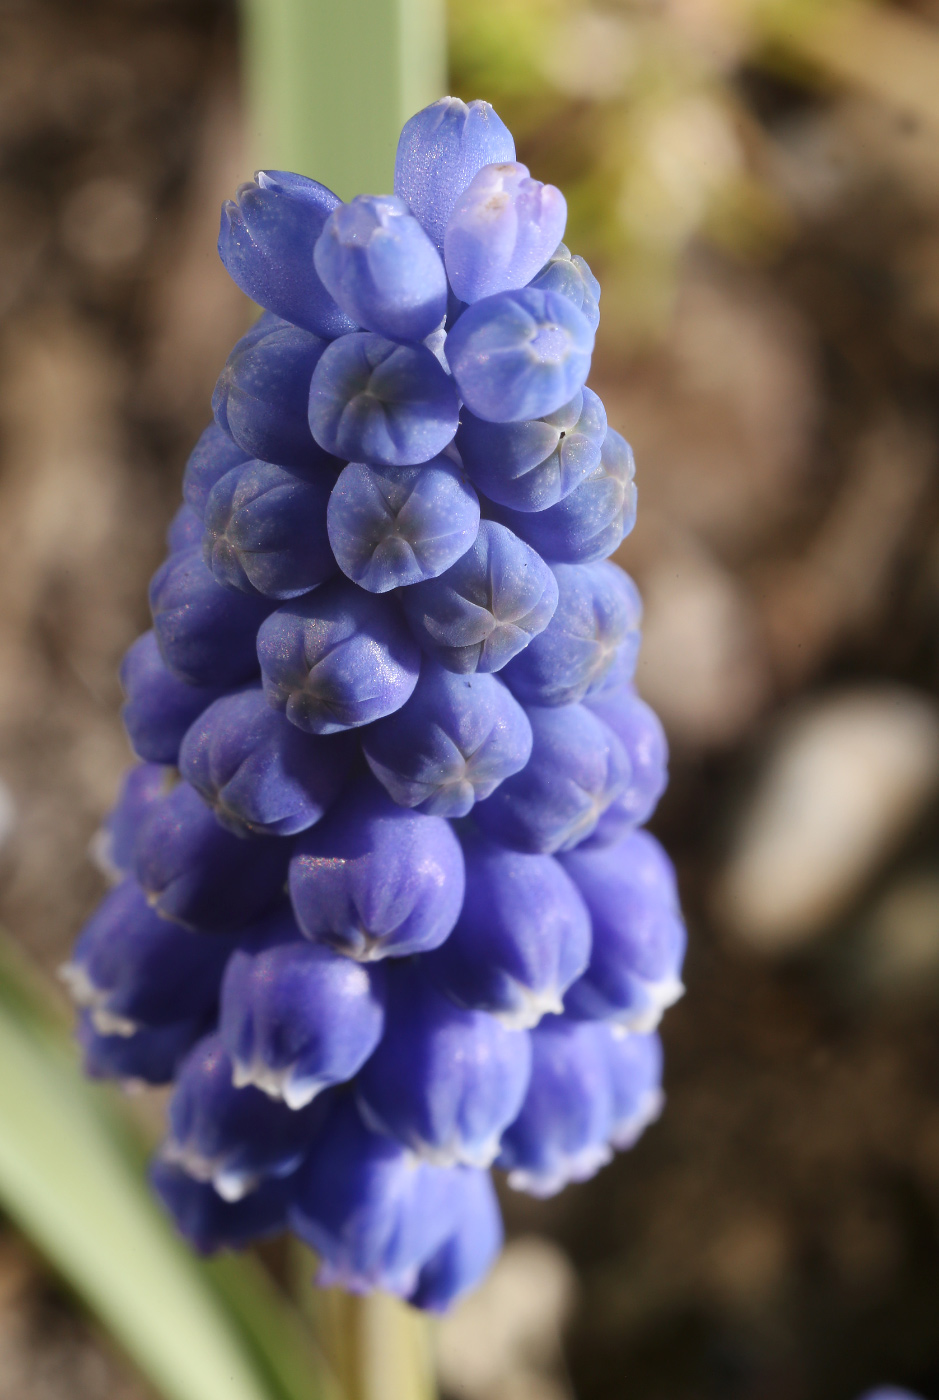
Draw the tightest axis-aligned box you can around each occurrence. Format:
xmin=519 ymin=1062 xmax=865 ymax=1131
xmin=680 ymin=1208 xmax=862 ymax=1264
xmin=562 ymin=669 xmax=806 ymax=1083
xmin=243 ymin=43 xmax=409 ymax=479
xmin=436 ymin=1236 xmax=577 ymax=1400
xmin=715 ymin=687 xmax=939 ymax=951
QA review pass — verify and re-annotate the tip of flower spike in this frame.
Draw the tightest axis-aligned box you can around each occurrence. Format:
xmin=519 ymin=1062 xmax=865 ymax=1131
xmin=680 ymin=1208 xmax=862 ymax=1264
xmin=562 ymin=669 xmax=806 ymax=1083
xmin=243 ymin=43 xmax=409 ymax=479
xmin=395 ymin=98 xmax=516 ymax=251
xmin=444 ymin=162 xmax=568 ymax=304
xmin=217 ymin=170 xmax=355 ymax=339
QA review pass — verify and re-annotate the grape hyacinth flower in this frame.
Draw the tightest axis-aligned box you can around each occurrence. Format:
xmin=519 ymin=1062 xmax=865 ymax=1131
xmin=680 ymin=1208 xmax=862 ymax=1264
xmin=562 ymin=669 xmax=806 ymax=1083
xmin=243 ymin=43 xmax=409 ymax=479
xmin=219 ymin=933 xmax=386 ymax=1107
xmin=485 ymin=425 xmax=637 ymax=563
xmin=289 ymin=776 xmax=465 ymax=959
xmin=257 ymin=577 xmax=420 ymax=733
xmin=65 ymin=95 xmax=685 ymax=1312
xmin=356 ymin=960 xmax=532 ymax=1168
xmin=425 ymin=833 xmax=591 ymax=1027
xmin=501 ymin=560 xmax=642 ymax=707
xmin=308 ymin=333 xmax=459 ymax=466
xmin=395 ymin=98 xmax=516 ymax=250
xmin=445 ymin=287 xmax=594 ymax=424
xmin=457 ymin=387 xmax=607 ymax=512
xmin=212 ymin=317 xmax=332 ymax=471
xmin=178 ymin=686 xmax=355 ymax=837
xmin=218 ymin=171 xmax=356 ymax=338
xmin=63 ymin=878 xmax=238 ymax=1037
xmin=528 ymin=242 xmax=601 ymax=331
xmin=327 ymin=453 xmax=480 ymax=592
xmin=400 ymin=519 xmax=559 ymax=673
xmin=182 ymin=422 xmax=251 ymax=518
xmin=149 ymin=547 xmax=275 ymax=688
xmin=166 ymin=503 xmax=204 ymax=553
xmin=444 ymin=162 xmax=567 ymax=304
xmin=561 ymin=830 xmax=686 ymax=1031
xmin=202 ymin=457 xmax=339 ymax=599
xmin=314 ymin=194 xmax=448 ymax=342
xmin=361 ymin=663 xmax=533 ymax=817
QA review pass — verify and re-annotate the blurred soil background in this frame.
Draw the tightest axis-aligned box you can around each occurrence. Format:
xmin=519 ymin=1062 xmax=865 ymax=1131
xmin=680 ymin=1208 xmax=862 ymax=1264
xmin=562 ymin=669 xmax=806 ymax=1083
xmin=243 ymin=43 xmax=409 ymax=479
xmin=2 ymin=0 xmax=939 ymax=1397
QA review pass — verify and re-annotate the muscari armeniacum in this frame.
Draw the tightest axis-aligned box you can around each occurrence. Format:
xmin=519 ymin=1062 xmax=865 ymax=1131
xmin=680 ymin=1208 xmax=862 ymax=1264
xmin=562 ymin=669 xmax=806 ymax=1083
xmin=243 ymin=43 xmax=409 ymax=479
xmin=65 ymin=96 xmax=685 ymax=1312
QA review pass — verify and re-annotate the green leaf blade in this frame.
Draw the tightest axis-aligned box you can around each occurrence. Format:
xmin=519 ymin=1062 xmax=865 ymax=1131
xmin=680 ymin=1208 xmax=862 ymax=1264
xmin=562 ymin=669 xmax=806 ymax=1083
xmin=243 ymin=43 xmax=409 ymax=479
xmin=0 ymin=983 xmax=331 ymax=1400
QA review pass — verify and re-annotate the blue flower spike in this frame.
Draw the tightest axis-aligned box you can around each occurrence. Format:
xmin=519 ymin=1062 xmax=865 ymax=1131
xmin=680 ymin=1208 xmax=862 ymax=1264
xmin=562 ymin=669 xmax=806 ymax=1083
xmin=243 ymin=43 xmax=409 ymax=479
xmin=68 ymin=95 xmax=683 ymax=1312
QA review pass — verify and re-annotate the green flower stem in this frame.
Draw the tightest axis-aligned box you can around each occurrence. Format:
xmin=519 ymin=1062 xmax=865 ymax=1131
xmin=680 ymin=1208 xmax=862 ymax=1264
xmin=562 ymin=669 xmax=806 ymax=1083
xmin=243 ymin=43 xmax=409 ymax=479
xmin=0 ymin=932 xmax=336 ymax=1400
xmin=239 ymin=0 xmax=447 ymax=198
xmin=292 ymin=1243 xmax=436 ymax=1400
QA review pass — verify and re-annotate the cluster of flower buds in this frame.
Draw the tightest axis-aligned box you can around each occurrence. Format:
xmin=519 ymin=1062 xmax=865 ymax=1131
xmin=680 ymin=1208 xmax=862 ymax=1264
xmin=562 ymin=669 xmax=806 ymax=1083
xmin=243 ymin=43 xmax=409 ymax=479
xmin=65 ymin=97 xmax=686 ymax=1312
